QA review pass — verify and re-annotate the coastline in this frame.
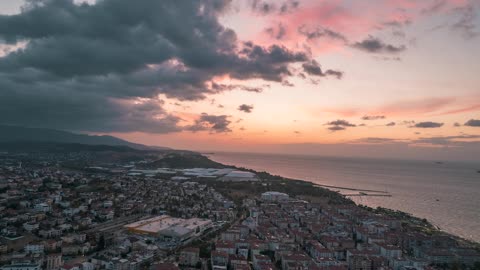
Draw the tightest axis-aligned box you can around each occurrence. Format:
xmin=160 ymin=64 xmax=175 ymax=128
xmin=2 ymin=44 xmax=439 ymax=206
xmin=201 ymin=153 xmax=480 ymax=247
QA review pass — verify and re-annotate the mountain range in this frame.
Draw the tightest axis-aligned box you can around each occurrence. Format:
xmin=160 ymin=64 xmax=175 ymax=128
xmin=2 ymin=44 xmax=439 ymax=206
xmin=0 ymin=125 xmax=168 ymax=150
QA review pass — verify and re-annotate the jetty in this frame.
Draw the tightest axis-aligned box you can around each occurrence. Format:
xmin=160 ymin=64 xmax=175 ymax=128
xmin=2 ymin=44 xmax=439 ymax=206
xmin=314 ymin=184 xmax=389 ymax=194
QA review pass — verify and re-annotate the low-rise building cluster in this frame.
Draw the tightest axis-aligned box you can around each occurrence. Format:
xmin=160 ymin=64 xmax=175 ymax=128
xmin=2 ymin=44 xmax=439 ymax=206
xmin=201 ymin=193 xmax=479 ymax=270
xmin=0 ymin=152 xmax=236 ymax=270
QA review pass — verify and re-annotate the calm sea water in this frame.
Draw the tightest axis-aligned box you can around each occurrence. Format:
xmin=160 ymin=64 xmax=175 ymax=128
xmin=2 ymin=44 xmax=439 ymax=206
xmin=207 ymin=152 xmax=480 ymax=242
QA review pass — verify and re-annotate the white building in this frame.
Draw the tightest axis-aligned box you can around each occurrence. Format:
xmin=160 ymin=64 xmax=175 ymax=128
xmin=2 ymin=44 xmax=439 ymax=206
xmin=25 ymin=243 xmax=44 ymax=254
xmin=23 ymin=222 xmax=39 ymax=232
xmin=220 ymin=171 xmax=258 ymax=182
xmin=125 ymin=215 xmax=213 ymax=243
xmin=34 ymin=203 xmax=51 ymax=213
xmin=261 ymin=191 xmax=289 ymax=202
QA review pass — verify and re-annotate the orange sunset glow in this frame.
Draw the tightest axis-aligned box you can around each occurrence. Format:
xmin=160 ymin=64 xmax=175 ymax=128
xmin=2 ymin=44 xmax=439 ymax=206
xmin=0 ymin=0 xmax=479 ymax=160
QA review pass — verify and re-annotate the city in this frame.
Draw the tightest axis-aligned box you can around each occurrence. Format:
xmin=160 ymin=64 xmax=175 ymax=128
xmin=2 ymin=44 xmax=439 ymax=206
xmin=0 ymin=148 xmax=478 ymax=270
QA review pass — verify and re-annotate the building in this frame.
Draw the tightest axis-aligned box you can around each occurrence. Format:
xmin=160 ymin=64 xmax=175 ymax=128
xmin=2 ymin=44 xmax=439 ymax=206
xmin=34 ymin=203 xmax=51 ymax=213
xmin=24 ymin=243 xmax=44 ymax=254
xmin=220 ymin=171 xmax=258 ymax=182
xmin=378 ymin=244 xmax=402 ymax=258
xmin=179 ymin=247 xmax=200 ymax=267
xmin=261 ymin=192 xmax=289 ymax=202
xmin=125 ymin=215 xmax=213 ymax=243
xmin=46 ymin=254 xmax=63 ymax=270
xmin=0 ymin=263 xmax=41 ymax=270
xmin=23 ymin=223 xmax=39 ymax=232
xmin=211 ymin=251 xmax=229 ymax=270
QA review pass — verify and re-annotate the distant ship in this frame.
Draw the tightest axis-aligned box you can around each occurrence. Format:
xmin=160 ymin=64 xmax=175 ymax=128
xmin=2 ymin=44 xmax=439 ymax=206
xmin=435 ymin=161 xmax=444 ymax=164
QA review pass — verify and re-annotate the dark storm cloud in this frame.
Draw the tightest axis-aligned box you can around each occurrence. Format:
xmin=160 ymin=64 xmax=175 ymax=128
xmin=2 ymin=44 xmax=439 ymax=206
xmin=412 ymin=122 xmax=444 ymax=128
xmin=186 ymin=113 xmax=232 ymax=133
xmin=361 ymin=115 xmax=385 ymax=120
xmin=465 ymin=119 xmax=480 ymax=127
xmin=352 ymin=36 xmax=406 ymax=54
xmin=0 ymin=0 xmax=334 ymax=133
xmin=298 ymin=25 xmax=347 ymax=42
xmin=302 ymin=60 xmax=343 ymax=79
xmin=238 ymin=104 xmax=254 ymax=113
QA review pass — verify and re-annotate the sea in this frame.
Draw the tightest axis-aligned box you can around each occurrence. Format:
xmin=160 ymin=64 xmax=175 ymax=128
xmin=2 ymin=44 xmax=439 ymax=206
xmin=207 ymin=152 xmax=480 ymax=242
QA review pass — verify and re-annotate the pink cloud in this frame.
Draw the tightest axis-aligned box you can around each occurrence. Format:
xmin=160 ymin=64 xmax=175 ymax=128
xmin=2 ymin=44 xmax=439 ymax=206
xmin=319 ymin=96 xmax=480 ymax=118
xmin=252 ymin=0 xmax=474 ymax=53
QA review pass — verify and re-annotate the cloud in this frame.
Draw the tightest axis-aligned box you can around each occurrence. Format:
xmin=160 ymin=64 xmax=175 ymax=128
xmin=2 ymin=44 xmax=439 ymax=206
xmin=356 ymin=135 xmax=480 ymax=147
xmin=302 ymin=60 xmax=343 ymax=79
xmin=354 ymin=137 xmax=401 ymax=144
xmin=326 ymin=120 xmax=356 ymax=127
xmin=210 ymin=83 xmax=265 ymax=93
xmin=434 ymin=103 xmax=480 ymax=115
xmin=464 ymin=119 xmax=480 ymax=127
xmin=281 ymin=80 xmax=295 ymax=87
xmin=361 ymin=115 xmax=385 ymax=120
xmin=412 ymin=122 xmax=444 ymax=128
xmin=297 ymin=25 xmax=347 ymax=42
xmin=325 ymin=97 xmax=457 ymax=118
xmin=265 ymin=23 xmax=287 ymax=40
xmin=454 ymin=122 xmax=461 ymax=127
xmin=400 ymin=120 xmax=416 ymax=125
xmin=352 ymin=36 xmax=406 ymax=54
xmin=386 ymin=122 xmax=396 ymax=126
xmin=0 ymin=0 xmax=337 ymax=133
xmin=186 ymin=113 xmax=232 ymax=133
xmin=328 ymin=126 xmax=346 ymax=131
xmin=250 ymin=0 xmax=300 ymax=15
xmin=451 ymin=4 xmax=478 ymax=39
xmin=326 ymin=119 xmax=356 ymax=131
xmin=238 ymin=104 xmax=254 ymax=113
xmin=412 ymin=135 xmax=480 ymax=146
xmin=421 ymin=0 xmax=448 ymax=15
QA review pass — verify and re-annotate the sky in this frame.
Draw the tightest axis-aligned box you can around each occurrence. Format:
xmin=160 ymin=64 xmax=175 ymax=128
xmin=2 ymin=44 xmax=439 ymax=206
xmin=0 ymin=0 xmax=479 ymax=160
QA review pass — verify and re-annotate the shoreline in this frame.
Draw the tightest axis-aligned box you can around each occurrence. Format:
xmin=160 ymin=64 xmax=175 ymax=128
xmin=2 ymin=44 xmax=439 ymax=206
xmin=203 ymin=154 xmax=480 ymax=246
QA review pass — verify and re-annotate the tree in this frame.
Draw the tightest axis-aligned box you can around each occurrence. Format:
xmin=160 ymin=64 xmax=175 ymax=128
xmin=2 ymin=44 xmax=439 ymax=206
xmin=97 ymin=235 xmax=106 ymax=251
